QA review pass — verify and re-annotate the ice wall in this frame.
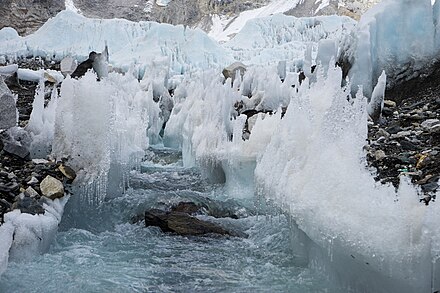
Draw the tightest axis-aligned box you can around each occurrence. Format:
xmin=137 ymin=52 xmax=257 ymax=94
xmin=0 ymin=10 xmax=232 ymax=76
xmin=225 ymin=14 xmax=356 ymax=66
xmin=349 ymin=0 xmax=437 ymax=96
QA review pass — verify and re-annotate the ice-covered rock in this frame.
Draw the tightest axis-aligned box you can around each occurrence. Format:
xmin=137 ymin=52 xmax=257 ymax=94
xmin=222 ymin=62 xmax=247 ymax=82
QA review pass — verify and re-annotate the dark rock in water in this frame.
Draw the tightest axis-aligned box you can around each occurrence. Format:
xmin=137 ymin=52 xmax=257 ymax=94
xmin=145 ymin=209 xmax=246 ymax=237
xmin=171 ymin=201 xmax=205 ymax=215
xmin=12 ymin=195 xmax=45 ymax=215
xmin=0 ymin=93 xmax=17 ymax=129
xmin=3 ymin=142 xmax=30 ymax=159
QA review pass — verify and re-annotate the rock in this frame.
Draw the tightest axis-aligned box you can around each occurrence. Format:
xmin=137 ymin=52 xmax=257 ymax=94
xmin=222 ymin=62 xmax=246 ymax=82
xmin=386 ymin=125 xmax=402 ymax=134
xmin=3 ymin=142 xmax=30 ymax=159
xmin=60 ymin=56 xmax=78 ymax=76
xmin=40 ymin=175 xmax=64 ymax=199
xmin=0 ymin=75 xmax=12 ymax=95
xmin=0 ymin=181 xmax=19 ymax=193
xmin=374 ymin=150 xmax=386 ymax=161
xmin=32 ymin=158 xmax=49 ymax=164
xmin=399 ymin=140 xmax=418 ymax=151
xmin=171 ymin=201 xmax=204 ymax=215
xmin=421 ymin=119 xmax=440 ymax=129
xmin=43 ymin=72 xmax=57 ymax=83
xmin=0 ymin=93 xmax=17 ymax=129
xmin=12 ymin=195 xmax=45 ymax=215
xmin=26 ymin=176 xmax=39 ymax=185
xmin=392 ymin=130 xmax=411 ymax=139
xmin=421 ymin=182 xmax=438 ymax=193
xmin=145 ymin=209 xmax=245 ymax=237
xmin=58 ymin=164 xmax=76 ymax=180
xmin=384 ymin=100 xmax=396 ymax=108
xmin=24 ymin=186 xmax=39 ymax=198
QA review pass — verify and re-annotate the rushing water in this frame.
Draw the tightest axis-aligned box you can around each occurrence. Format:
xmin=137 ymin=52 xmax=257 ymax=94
xmin=0 ymin=148 xmax=334 ymax=293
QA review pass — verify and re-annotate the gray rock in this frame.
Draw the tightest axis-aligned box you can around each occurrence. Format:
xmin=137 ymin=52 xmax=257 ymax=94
xmin=12 ymin=195 xmax=45 ymax=215
xmin=40 ymin=175 xmax=64 ymax=199
xmin=24 ymin=186 xmax=39 ymax=198
xmin=3 ymin=141 xmax=30 ymax=159
xmin=0 ymin=94 xmax=17 ymax=130
xmin=421 ymin=182 xmax=438 ymax=193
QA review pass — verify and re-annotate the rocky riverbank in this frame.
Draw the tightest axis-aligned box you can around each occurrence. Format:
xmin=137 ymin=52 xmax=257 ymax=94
xmin=0 ymin=57 xmax=73 ymax=224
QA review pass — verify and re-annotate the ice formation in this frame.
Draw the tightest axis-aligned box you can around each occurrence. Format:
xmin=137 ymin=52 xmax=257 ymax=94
xmin=0 ymin=10 xmax=232 ymax=77
xmin=348 ymin=0 xmax=440 ymax=96
xmin=0 ymin=197 xmax=69 ymax=275
xmin=2 ymin=1 xmax=440 ymax=291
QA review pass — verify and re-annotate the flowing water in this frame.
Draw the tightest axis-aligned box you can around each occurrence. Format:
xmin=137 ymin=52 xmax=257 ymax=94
xmin=0 ymin=148 xmax=334 ymax=293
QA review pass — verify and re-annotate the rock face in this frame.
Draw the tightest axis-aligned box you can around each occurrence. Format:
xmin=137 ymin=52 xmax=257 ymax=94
xmin=0 ymin=0 xmax=65 ymax=36
xmin=0 ymin=94 xmax=17 ymax=130
xmin=145 ymin=209 xmax=244 ymax=237
xmin=40 ymin=175 xmax=64 ymax=199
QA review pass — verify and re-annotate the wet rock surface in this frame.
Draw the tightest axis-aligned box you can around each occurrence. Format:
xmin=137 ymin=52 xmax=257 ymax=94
xmin=144 ymin=208 xmax=247 ymax=238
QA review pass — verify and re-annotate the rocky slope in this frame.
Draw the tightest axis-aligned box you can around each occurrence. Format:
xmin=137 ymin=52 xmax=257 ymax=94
xmin=0 ymin=0 xmax=65 ymax=36
xmin=0 ymin=0 xmax=379 ymax=36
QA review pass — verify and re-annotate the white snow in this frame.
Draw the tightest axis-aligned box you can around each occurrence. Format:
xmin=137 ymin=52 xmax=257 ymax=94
xmin=156 ymin=0 xmax=173 ymax=7
xmin=64 ymin=0 xmax=81 ymax=14
xmin=209 ymin=0 xmax=304 ymax=42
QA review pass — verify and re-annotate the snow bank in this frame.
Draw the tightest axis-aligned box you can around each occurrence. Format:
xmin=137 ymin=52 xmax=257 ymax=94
xmin=0 ymin=10 xmax=232 ymax=76
xmin=0 ymin=197 xmax=69 ymax=277
xmin=225 ymin=14 xmax=356 ymax=66
xmin=349 ymin=0 xmax=438 ymax=96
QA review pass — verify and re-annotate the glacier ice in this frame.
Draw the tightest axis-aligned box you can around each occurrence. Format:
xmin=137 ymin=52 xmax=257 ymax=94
xmin=348 ymin=0 xmax=439 ymax=96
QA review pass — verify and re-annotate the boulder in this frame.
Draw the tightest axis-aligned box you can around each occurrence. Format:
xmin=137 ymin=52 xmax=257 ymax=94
xmin=145 ymin=209 xmax=245 ymax=237
xmin=58 ymin=164 xmax=76 ymax=180
xmin=12 ymin=195 xmax=45 ymax=215
xmin=40 ymin=175 xmax=64 ymax=199
xmin=3 ymin=142 xmax=29 ymax=159
xmin=222 ymin=62 xmax=246 ymax=82
xmin=60 ymin=56 xmax=78 ymax=77
xmin=0 ymin=93 xmax=17 ymax=129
